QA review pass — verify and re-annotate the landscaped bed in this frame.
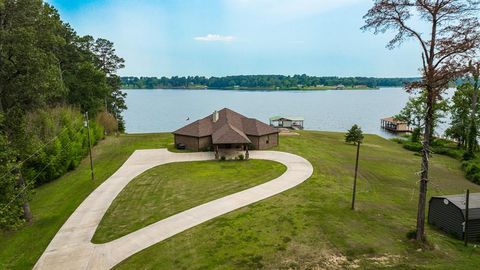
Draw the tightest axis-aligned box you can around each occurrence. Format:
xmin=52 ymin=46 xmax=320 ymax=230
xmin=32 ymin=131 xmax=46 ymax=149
xmin=1 ymin=131 xmax=480 ymax=269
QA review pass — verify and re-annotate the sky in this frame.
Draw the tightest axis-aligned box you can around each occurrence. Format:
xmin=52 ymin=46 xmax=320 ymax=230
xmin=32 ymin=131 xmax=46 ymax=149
xmin=47 ymin=0 xmax=423 ymax=78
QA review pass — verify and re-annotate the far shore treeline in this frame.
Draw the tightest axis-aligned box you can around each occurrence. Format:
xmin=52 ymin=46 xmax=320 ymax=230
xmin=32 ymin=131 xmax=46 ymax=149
xmin=121 ymin=75 xmax=421 ymax=90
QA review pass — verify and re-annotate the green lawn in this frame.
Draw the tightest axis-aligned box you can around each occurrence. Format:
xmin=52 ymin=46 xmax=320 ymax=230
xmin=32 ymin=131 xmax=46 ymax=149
xmin=1 ymin=131 xmax=480 ymax=269
xmin=115 ymin=132 xmax=480 ymax=269
xmin=0 ymin=134 xmax=176 ymax=269
xmin=92 ymin=160 xmax=286 ymax=243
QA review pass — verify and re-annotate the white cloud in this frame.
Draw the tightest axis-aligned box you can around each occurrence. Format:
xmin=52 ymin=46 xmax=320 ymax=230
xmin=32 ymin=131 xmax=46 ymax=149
xmin=194 ymin=34 xmax=236 ymax=42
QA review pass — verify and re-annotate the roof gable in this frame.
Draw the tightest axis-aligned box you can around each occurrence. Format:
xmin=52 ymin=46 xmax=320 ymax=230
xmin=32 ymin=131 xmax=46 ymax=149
xmin=212 ymin=124 xmax=252 ymax=144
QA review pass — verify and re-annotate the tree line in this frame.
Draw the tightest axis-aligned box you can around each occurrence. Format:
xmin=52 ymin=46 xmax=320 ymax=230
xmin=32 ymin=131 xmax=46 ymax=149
xmin=0 ymin=0 xmax=126 ymax=230
xmin=395 ymin=66 xmax=480 ymax=178
xmin=121 ymin=75 xmax=420 ymax=89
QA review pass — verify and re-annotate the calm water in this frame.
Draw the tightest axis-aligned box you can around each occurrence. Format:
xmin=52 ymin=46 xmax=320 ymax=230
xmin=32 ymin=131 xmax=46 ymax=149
xmin=122 ymin=88 xmax=453 ymax=138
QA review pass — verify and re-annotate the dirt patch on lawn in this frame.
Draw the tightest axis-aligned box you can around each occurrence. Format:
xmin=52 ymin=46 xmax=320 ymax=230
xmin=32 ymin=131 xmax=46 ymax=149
xmin=279 ymin=128 xmax=300 ymax=136
xmin=272 ymin=247 xmax=403 ymax=269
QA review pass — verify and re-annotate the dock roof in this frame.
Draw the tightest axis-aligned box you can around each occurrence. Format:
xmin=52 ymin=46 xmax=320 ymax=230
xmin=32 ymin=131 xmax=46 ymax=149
xmin=381 ymin=117 xmax=406 ymax=124
xmin=269 ymin=116 xmax=304 ymax=121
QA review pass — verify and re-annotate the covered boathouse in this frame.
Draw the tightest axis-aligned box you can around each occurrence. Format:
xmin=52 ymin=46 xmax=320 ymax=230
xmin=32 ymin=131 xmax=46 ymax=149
xmin=428 ymin=193 xmax=480 ymax=242
xmin=380 ymin=117 xmax=412 ymax=133
xmin=269 ymin=116 xmax=304 ymax=130
xmin=173 ymin=108 xmax=279 ymax=158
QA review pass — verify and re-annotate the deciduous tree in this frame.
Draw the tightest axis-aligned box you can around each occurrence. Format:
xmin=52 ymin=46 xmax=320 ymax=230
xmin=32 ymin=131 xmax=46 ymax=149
xmin=363 ymin=0 xmax=480 ymax=242
xmin=466 ymin=60 xmax=480 ymax=158
xmin=395 ymin=93 xmax=448 ymax=142
xmin=446 ymin=83 xmax=478 ymax=148
xmin=0 ymin=0 xmax=125 ymax=229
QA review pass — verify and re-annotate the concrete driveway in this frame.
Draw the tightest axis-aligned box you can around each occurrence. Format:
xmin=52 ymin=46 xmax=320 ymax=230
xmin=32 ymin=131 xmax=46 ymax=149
xmin=34 ymin=149 xmax=313 ymax=270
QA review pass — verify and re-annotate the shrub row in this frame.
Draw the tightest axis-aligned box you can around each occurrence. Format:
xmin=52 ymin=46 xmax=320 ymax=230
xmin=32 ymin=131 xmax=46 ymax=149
xmin=392 ymin=137 xmax=479 ymax=185
xmin=432 ymin=147 xmax=463 ymax=160
xmin=397 ymin=140 xmax=463 ymax=159
xmin=22 ymin=107 xmax=104 ymax=186
xmin=462 ymin=160 xmax=480 ymax=184
xmin=402 ymin=141 xmax=423 ymax=152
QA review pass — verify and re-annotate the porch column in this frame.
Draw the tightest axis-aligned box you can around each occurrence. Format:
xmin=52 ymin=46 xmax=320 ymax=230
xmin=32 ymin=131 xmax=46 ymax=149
xmin=245 ymin=145 xmax=249 ymax=160
xmin=215 ymin=145 xmax=219 ymax=159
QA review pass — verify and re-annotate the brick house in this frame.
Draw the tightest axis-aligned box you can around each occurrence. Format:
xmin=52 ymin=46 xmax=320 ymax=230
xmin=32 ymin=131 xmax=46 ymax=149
xmin=173 ymin=108 xmax=279 ymax=157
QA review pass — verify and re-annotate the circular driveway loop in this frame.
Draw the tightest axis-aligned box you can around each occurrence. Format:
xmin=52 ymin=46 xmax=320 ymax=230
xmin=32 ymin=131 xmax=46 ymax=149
xmin=34 ymin=149 xmax=313 ymax=270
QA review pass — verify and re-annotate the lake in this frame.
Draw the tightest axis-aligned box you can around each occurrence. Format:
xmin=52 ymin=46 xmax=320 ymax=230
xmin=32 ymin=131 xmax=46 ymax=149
xmin=121 ymin=88 xmax=453 ymax=138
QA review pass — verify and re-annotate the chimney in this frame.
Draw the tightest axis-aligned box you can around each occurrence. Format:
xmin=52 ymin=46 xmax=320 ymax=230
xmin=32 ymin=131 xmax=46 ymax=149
xmin=212 ymin=110 xmax=219 ymax=122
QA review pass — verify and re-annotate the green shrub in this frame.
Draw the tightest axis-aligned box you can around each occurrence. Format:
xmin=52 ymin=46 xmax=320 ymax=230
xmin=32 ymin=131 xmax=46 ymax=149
xmin=238 ymin=154 xmax=245 ymax=160
xmin=0 ymin=126 xmax=24 ymax=231
xmin=463 ymin=151 xmax=475 ymax=161
xmin=462 ymin=160 xmax=480 ymax=184
xmin=390 ymin=138 xmax=404 ymax=144
xmin=432 ymin=147 xmax=463 ymax=159
xmin=431 ymin=138 xmax=451 ymax=147
xmin=411 ymin=128 xmax=421 ymax=142
xmin=396 ymin=134 xmax=480 ymax=185
xmin=402 ymin=142 xmax=423 ymax=152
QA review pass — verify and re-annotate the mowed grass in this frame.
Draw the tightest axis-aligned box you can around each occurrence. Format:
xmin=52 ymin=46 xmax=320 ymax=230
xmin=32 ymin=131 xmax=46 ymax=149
xmin=115 ymin=131 xmax=480 ymax=269
xmin=1 ymin=131 xmax=480 ymax=269
xmin=92 ymin=160 xmax=286 ymax=243
xmin=0 ymin=133 xmax=176 ymax=269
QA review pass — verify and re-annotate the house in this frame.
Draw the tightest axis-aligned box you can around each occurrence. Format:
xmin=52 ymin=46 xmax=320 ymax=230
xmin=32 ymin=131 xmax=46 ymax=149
xmin=269 ymin=116 xmax=304 ymax=130
xmin=428 ymin=193 xmax=480 ymax=242
xmin=173 ymin=108 xmax=279 ymax=157
xmin=380 ymin=117 xmax=412 ymax=133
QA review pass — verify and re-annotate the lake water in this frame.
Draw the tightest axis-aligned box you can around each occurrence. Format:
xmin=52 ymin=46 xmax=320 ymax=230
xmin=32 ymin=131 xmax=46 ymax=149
xmin=122 ymin=88 xmax=453 ymax=138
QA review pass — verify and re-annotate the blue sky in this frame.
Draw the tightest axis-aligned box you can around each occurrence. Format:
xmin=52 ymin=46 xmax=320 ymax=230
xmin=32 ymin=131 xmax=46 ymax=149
xmin=47 ymin=0 xmax=422 ymax=77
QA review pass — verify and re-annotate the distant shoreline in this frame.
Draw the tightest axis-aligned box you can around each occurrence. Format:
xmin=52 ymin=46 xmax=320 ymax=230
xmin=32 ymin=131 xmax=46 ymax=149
xmin=121 ymin=86 xmax=382 ymax=91
xmin=121 ymin=76 xmax=419 ymax=91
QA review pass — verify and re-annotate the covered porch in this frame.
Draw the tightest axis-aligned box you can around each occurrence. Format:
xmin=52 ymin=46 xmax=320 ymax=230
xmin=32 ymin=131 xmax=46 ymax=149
xmin=212 ymin=124 xmax=252 ymax=160
xmin=214 ymin=144 xmax=250 ymax=160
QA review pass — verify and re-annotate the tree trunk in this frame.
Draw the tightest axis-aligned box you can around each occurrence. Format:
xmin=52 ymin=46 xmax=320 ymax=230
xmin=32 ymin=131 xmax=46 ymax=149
xmin=0 ymin=94 xmax=4 ymax=114
xmin=468 ymin=73 xmax=480 ymax=155
xmin=416 ymin=88 xmax=434 ymax=242
xmin=16 ymin=169 xmax=33 ymax=222
xmin=467 ymin=78 xmax=479 ymax=156
xmin=351 ymin=142 xmax=360 ymax=210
